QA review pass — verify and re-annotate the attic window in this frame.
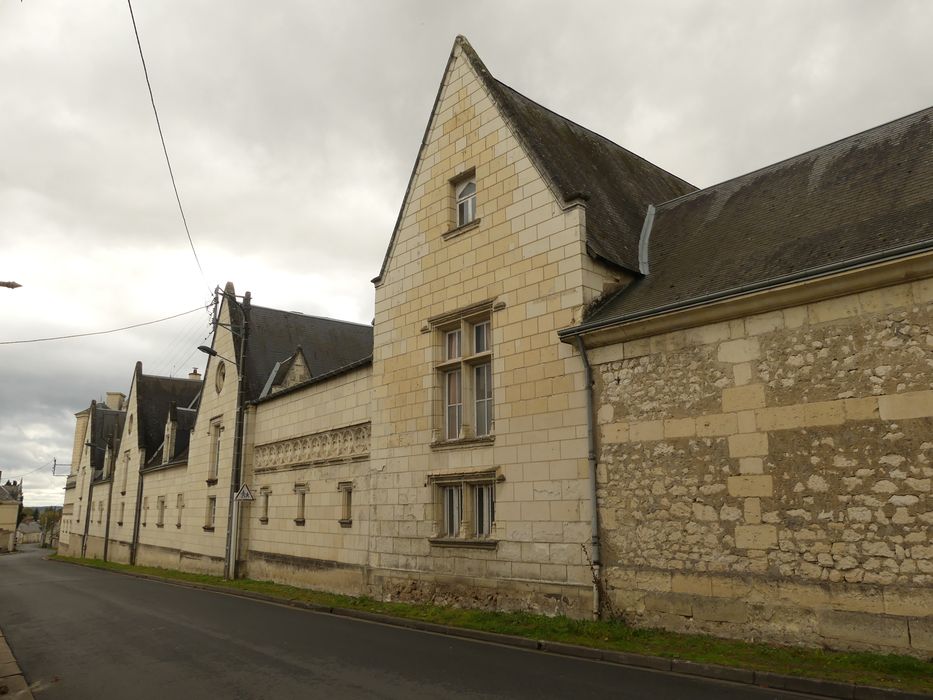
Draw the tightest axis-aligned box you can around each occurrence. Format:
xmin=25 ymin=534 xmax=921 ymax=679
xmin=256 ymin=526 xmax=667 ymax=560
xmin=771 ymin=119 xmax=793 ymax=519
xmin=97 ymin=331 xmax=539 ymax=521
xmin=456 ymin=179 xmax=476 ymax=227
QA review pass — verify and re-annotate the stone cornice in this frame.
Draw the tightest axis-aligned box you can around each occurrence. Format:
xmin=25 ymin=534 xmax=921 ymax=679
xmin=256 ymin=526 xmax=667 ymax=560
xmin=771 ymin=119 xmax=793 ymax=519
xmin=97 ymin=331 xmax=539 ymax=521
xmin=254 ymin=422 xmax=370 ymax=472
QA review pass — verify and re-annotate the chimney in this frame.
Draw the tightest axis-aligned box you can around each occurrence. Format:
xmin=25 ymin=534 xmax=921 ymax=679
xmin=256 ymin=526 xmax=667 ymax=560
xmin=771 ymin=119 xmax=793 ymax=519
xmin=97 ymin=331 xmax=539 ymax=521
xmin=188 ymin=367 xmax=202 ymax=381
xmin=105 ymin=392 xmax=126 ymax=411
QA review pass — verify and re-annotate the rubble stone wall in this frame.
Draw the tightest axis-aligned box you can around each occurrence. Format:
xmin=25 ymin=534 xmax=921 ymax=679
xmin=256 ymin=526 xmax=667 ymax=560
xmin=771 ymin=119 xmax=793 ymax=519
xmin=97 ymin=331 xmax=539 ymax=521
xmin=592 ymin=277 xmax=933 ymax=655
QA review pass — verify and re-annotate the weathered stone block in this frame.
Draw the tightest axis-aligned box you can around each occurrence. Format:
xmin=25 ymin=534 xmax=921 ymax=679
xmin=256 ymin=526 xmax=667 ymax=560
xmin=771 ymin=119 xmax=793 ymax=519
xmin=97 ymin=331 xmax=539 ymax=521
xmin=722 ymin=384 xmax=766 ymax=412
xmin=908 ymin=616 xmax=933 ymax=652
xmin=696 ymin=413 xmax=738 ymax=437
xmin=817 ymin=610 xmax=910 ymax=649
xmin=629 ymin=420 xmax=663 ymax=442
xmin=600 ymin=422 xmax=628 ymax=443
xmin=672 ymin=573 xmax=712 ymax=596
xmin=717 ymin=338 xmax=760 ymax=363
xmin=808 ymin=296 xmax=860 ymax=324
xmin=692 ymin=597 xmax=747 ymax=623
xmin=803 ymin=401 xmax=845 ymax=427
xmin=883 ymin=588 xmax=933 ymax=617
xmin=756 ymin=404 xmax=806 ymax=431
xmin=744 ymin=497 xmax=761 ymax=524
xmin=644 ymin=592 xmax=693 ymax=616
xmin=745 ymin=311 xmax=784 ymax=336
xmin=843 ymin=397 xmax=879 ymax=422
xmin=735 ymin=524 xmax=777 ymax=549
xmin=739 ymin=457 xmax=764 ymax=474
xmin=728 ymin=432 xmax=769 ymax=458
xmin=878 ymin=390 xmax=933 ymax=421
xmin=664 ymin=417 xmax=696 ymax=439
xmin=635 ymin=570 xmax=672 ymax=592
xmin=728 ymin=475 xmax=773 ymax=497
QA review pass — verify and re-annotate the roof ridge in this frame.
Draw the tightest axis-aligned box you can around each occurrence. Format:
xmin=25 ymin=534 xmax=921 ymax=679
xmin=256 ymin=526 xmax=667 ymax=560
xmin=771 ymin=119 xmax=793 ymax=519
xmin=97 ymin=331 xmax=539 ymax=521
xmin=250 ymin=304 xmax=372 ymax=328
xmin=656 ymin=104 xmax=933 ymax=211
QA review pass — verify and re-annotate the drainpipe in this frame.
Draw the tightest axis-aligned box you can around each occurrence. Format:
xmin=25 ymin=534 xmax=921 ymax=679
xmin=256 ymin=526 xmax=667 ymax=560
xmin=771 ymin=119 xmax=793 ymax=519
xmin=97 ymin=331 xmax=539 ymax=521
xmin=81 ymin=478 xmax=94 ymax=558
xmin=576 ymin=336 xmax=602 ymax=618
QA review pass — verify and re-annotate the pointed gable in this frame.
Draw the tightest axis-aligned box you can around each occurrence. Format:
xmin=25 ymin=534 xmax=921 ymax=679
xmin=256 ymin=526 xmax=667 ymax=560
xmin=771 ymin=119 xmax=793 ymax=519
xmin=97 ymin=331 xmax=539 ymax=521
xmin=373 ymin=35 xmax=693 ymax=284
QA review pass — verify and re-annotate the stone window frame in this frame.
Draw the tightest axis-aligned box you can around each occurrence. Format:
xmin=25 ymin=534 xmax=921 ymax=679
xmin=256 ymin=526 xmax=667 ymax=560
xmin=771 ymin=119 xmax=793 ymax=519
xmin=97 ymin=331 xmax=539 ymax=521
xmin=203 ymin=496 xmax=216 ymax=532
xmin=117 ymin=501 xmax=125 ymax=527
xmin=97 ymin=500 xmax=103 ymax=524
xmin=428 ymin=300 xmax=496 ymax=449
xmin=294 ymin=482 xmax=308 ymax=526
xmin=141 ymin=497 xmax=148 ymax=527
xmin=337 ymin=481 xmax=353 ymax=528
xmin=259 ymin=486 xmax=271 ymax=524
xmin=427 ymin=467 xmax=502 ymax=549
xmin=207 ymin=417 xmax=224 ymax=485
xmin=175 ymin=493 xmax=184 ymax=528
xmin=444 ymin=168 xmax=481 ymax=240
xmin=120 ymin=450 xmax=130 ymax=495
xmin=156 ymin=496 xmax=166 ymax=528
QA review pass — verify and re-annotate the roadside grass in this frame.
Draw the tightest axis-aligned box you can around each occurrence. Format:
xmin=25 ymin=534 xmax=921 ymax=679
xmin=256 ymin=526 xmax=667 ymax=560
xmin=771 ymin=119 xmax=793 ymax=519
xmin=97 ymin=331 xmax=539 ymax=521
xmin=50 ymin=555 xmax=932 ymax=693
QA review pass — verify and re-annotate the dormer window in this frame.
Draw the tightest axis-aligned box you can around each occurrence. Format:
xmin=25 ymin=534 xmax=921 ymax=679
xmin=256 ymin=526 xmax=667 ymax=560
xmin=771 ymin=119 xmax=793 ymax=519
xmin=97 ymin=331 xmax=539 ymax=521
xmin=456 ymin=179 xmax=476 ymax=227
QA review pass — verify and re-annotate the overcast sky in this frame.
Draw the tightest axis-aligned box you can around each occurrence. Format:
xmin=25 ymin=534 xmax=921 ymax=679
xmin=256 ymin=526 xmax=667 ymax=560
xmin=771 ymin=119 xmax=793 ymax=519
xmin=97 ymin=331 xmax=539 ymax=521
xmin=2 ymin=1 xmax=932 ymax=506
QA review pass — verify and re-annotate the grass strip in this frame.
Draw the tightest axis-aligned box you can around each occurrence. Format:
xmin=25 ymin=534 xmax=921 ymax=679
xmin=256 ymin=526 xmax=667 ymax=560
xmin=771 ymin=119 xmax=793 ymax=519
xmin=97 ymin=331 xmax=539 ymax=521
xmin=50 ymin=555 xmax=932 ymax=693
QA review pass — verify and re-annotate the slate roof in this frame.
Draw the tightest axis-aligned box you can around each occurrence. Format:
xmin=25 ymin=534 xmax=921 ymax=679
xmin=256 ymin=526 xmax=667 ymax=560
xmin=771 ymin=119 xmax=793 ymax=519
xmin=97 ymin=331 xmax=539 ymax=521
xmin=241 ymin=306 xmax=373 ymax=402
xmin=460 ymin=41 xmax=696 ymax=272
xmin=88 ymin=403 xmax=125 ymax=471
xmin=573 ymin=106 xmax=933 ymax=331
xmin=135 ymin=369 xmax=201 ymax=461
xmin=0 ymin=482 xmax=20 ymax=503
xmin=143 ymin=405 xmax=198 ymax=468
xmin=373 ymin=36 xmax=694 ymax=283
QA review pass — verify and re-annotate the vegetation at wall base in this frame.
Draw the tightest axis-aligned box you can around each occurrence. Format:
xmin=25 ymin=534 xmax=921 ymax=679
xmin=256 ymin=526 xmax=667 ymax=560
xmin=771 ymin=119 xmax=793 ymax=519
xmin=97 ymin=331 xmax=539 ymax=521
xmin=50 ymin=555 xmax=932 ymax=693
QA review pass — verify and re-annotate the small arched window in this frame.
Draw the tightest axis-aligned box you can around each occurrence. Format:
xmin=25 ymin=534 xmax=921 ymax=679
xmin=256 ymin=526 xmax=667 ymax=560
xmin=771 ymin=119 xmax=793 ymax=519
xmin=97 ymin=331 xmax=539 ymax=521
xmin=456 ymin=179 xmax=476 ymax=227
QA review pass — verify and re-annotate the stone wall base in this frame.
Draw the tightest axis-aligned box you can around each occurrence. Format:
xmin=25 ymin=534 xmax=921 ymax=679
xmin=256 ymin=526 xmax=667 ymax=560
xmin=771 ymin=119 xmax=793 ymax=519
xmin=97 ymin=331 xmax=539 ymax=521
xmin=370 ymin=568 xmax=593 ymax=618
xmin=606 ymin=566 xmax=933 ymax=657
xmin=242 ymin=550 xmax=365 ymax=595
xmin=135 ymin=542 xmax=224 ymax=576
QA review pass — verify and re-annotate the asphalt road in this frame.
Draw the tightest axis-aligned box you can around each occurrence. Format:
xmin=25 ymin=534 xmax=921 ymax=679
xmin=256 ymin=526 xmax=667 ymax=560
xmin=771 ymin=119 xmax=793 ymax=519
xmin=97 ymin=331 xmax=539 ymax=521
xmin=0 ymin=547 xmax=817 ymax=699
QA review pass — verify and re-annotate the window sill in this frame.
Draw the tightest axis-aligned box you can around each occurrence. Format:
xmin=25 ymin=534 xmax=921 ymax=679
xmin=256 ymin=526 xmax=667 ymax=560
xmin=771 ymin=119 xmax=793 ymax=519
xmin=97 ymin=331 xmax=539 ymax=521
xmin=430 ymin=435 xmax=495 ymax=451
xmin=156 ymin=524 xmax=164 ymax=529
xmin=338 ymin=518 xmax=352 ymax=528
xmin=206 ymin=478 xmax=218 ymax=486
xmin=442 ymin=218 xmax=481 ymax=241
xmin=175 ymin=524 xmax=182 ymax=529
xmin=116 ymin=522 xmax=123 ymax=527
xmin=259 ymin=517 xmax=268 ymax=525
xmin=202 ymin=526 xmax=215 ymax=532
xmin=120 ymin=491 xmax=126 ymax=496
xmin=294 ymin=518 xmax=306 ymax=526
xmin=429 ymin=537 xmax=498 ymax=550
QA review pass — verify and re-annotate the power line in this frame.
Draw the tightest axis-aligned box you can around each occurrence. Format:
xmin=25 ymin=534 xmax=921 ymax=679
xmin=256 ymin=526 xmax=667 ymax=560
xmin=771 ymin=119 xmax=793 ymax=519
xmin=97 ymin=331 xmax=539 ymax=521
xmin=5 ymin=459 xmax=53 ymax=483
xmin=126 ymin=0 xmax=211 ymax=297
xmin=0 ymin=306 xmax=209 ymax=345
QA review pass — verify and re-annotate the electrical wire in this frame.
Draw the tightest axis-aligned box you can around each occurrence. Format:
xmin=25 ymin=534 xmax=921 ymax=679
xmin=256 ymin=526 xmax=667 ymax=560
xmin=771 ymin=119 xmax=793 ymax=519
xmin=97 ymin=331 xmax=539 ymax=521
xmin=126 ymin=0 xmax=212 ymax=297
xmin=5 ymin=459 xmax=54 ymax=483
xmin=0 ymin=306 xmax=209 ymax=345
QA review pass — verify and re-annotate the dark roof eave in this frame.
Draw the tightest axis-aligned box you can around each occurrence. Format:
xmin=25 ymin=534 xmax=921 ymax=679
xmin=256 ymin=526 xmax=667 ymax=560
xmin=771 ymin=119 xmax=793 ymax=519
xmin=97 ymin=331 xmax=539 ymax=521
xmin=250 ymin=355 xmax=373 ymax=406
xmin=561 ymin=237 xmax=933 ymax=341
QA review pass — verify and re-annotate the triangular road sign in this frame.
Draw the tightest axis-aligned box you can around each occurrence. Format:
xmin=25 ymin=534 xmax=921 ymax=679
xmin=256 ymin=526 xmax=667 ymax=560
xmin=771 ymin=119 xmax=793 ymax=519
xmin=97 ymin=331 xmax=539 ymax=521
xmin=234 ymin=484 xmax=254 ymax=501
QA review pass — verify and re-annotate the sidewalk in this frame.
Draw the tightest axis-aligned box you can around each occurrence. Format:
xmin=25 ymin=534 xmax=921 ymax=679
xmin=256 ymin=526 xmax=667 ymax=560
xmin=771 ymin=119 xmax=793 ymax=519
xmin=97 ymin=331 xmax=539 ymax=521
xmin=0 ymin=626 xmax=34 ymax=700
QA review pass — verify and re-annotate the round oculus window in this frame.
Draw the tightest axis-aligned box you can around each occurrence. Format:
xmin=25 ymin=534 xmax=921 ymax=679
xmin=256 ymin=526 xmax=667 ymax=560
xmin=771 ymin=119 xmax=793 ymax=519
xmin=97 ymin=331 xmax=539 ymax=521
xmin=215 ymin=361 xmax=226 ymax=393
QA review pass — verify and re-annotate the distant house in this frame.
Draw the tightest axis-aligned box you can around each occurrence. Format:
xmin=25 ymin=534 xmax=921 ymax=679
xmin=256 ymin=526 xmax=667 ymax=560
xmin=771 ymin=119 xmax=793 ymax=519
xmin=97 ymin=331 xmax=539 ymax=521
xmin=0 ymin=477 xmax=23 ymax=553
xmin=17 ymin=519 xmax=42 ymax=545
xmin=59 ymin=36 xmax=932 ymax=657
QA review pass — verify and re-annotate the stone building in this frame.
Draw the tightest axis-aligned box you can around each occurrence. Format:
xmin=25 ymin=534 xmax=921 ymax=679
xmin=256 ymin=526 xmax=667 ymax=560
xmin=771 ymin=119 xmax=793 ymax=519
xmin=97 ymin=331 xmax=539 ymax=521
xmin=59 ymin=36 xmax=931 ymax=656
xmin=0 ymin=476 xmax=23 ymax=553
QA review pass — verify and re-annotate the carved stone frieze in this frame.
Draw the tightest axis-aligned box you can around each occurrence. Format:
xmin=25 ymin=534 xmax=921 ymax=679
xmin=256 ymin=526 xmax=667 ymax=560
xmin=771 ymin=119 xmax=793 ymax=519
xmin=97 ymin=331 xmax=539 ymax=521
xmin=254 ymin=422 xmax=370 ymax=471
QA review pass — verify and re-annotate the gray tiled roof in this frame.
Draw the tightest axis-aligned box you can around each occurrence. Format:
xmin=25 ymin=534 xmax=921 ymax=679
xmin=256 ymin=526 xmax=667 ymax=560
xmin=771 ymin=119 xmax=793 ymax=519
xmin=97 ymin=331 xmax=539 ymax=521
xmin=135 ymin=369 xmax=202 ymax=461
xmin=460 ymin=41 xmax=695 ymax=272
xmin=577 ymin=106 xmax=933 ymax=330
xmin=242 ymin=306 xmax=373 ymax=401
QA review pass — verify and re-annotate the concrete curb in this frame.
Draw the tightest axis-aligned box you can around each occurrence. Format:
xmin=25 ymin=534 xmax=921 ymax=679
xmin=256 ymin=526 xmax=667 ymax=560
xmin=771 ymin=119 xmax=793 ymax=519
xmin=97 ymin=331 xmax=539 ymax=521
xmin=0 ymin=628 xmax=35 ymax=700
xmin=49 ymin=558 xmax=932 ymax=700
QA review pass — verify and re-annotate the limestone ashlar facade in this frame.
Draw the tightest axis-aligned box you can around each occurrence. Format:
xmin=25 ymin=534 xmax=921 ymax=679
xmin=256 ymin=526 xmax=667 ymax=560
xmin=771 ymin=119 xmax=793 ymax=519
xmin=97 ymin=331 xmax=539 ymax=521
xmin=367 ymin=36 xmax=691 ymax=613
xmin=562 ymin=106 xmax=933 ymax=654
